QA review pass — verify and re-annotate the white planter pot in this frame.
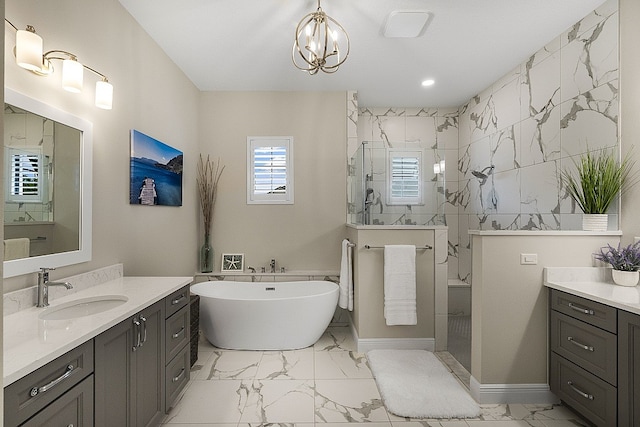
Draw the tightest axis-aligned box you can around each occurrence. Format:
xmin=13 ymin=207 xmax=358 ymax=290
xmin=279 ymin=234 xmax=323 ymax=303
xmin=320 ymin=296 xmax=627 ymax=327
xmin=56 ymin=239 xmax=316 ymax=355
xmin=582 ymin=214 xmax=608 ymax=231
xmin=612 ymin=269 xmax=639 ymax=287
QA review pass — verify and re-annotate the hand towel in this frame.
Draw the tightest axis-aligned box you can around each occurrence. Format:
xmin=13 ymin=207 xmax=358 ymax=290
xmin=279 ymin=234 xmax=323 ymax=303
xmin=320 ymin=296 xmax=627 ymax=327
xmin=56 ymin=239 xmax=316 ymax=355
xmin=384 ymin=245 xmax=417 ymax=325
xmin=4 ymin=238 xmax=30 ymax=260
xmin=338 ymin=239 xmax=354 ymax=311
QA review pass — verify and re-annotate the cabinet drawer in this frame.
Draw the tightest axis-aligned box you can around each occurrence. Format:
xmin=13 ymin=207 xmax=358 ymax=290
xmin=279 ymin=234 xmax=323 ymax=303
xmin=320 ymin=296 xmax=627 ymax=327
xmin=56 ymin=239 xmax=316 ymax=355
xmin=21 ymin=375 xmax=93 ymax=427
xmin=4 ymin=340 xmax=93 ymax=427
xmin=166 ymin=304 xmax=190 ymax=362
xmin=550 ymin=353 xmax=616 ymax=427
xmin=550 ymin=311 xmax=617 ymax=385
xmin=551 ymin=289 xmax=617 ymax=333
xmin=166 ymin=285 xmax=190 ymax=318
xmin=166 ymin=345 xmax=190 ymax=410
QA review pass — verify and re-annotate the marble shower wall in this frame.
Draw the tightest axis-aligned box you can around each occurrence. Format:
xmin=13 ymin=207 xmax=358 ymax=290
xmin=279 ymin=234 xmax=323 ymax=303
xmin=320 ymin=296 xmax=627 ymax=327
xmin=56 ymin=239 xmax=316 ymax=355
xmin=456 ymin=0 xmax=618 ymax=282
xmin=354 ymin=107 xmax=458 ymax=226
xmin=350 ymin=0 xmax=618 ymax=282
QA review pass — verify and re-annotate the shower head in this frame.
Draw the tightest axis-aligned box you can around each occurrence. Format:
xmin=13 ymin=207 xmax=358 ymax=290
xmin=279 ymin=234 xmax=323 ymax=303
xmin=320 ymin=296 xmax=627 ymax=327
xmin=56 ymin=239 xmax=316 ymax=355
xmin=471 ymin=165 xmax=495 ymax=180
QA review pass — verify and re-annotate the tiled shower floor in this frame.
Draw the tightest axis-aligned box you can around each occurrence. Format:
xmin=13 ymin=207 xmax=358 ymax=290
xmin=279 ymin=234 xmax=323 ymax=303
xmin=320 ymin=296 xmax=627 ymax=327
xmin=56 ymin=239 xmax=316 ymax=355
xmin=160 ymin=327 xmax=588 ymax=426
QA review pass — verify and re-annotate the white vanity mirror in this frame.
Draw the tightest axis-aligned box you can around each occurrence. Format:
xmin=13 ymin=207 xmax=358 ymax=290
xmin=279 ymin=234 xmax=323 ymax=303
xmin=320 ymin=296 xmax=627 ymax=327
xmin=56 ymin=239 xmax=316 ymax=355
xmin=3 ymin=88 xmax=92 ymax=278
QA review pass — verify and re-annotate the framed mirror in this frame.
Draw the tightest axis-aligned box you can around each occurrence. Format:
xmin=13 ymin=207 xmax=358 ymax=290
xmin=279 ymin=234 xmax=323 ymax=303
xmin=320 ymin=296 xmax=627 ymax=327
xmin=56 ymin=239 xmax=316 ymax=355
xmin=3 ymin=88 xmax=92 ymax=278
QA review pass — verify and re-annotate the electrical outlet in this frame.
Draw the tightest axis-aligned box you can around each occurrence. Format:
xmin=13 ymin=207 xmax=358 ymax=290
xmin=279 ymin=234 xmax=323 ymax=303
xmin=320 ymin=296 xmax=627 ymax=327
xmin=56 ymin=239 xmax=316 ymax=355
xmin=520 ymin=253 xmax=538 ymax=265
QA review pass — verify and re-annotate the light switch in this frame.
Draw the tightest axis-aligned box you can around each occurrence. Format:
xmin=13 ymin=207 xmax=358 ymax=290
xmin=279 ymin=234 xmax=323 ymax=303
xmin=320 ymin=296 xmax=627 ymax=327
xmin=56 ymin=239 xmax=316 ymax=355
xmin=520 ymin=253 xmax=538 ymax=265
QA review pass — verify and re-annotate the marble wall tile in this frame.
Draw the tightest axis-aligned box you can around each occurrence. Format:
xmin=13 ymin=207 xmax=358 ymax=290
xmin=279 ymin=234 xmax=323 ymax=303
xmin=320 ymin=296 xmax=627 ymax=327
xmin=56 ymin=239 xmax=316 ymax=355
xmin=519 ymin=106 xmax=561 ymax=167
xmin=522 ymin=51 xmax=560 ymax=118
xmin=490 ymin=124 xmax=520 ymax=173
xmin=560 ymin=11 xmax=618 ymax=103
xmin=406 ymin=116 xmax=437 ymax=146
xmin=491 ymin=75 xmax=522 ymax=131
xmin=560 ymin=83 xmax=618 ymax=157
xmin=520 ymin=161 xmax=561 ymax=216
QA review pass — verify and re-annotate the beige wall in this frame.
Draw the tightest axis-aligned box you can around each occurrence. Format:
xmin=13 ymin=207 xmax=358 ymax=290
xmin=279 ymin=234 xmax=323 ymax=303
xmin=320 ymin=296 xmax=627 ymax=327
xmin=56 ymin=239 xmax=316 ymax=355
xmin=347 ymin=227 xmax=435 ymax=340
xmin=471 ymin=233 xmax=620 ymax=386
xmin=198 ymin=91 xmax=347 ymax=272
xmin=3 ymin=0 xmax=201 ymax=292
xmin=620 ymin=0 xmax=640 ymax=242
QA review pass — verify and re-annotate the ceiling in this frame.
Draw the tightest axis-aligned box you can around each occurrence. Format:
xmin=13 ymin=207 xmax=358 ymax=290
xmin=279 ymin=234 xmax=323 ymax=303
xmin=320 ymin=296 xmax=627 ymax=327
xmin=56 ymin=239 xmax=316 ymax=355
xmin=118 ymin=0 xmax=607 ymax=108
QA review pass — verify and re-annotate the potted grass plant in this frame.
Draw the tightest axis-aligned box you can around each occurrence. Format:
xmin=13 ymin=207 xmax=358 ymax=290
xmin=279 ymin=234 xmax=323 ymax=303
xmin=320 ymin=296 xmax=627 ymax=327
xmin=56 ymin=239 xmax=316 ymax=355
xmin=561 ymin=149 xmax=637 ymax=231
xmin=595 ymin=241 xmax=640 ymax=286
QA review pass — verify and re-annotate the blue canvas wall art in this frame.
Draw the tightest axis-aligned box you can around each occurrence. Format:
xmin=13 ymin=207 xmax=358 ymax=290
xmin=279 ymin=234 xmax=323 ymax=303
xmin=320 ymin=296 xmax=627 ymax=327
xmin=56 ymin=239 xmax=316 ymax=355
xmin=130 ymin=129 xmax=183 ymax=206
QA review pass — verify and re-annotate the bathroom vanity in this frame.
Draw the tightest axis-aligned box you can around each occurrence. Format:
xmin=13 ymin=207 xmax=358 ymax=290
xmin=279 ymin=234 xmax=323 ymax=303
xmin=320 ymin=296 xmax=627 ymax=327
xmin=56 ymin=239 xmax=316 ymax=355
xmin=3 ymin=276 xmax=192 ymax=427
xmin=545 ymin=267 xmax=640 ymax=427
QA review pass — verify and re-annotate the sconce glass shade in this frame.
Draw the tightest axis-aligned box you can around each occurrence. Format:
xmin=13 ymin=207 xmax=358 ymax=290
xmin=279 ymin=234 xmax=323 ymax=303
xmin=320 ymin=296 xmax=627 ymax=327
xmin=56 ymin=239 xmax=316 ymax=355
xmin=95 ymin=80 xmax=113 ymax=110
xmin=15 ymin=28 xmax=43 ymax=72
xmin=62 ymin=58 xmax=83 ymax=93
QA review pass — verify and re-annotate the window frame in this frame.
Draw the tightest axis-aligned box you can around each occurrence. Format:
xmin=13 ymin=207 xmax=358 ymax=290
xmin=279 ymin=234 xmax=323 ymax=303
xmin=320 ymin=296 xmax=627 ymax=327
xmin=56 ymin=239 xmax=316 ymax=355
xmin=386 ymin=148 xmax=424 ymax=206
xmin=247 ymin=136 xmax=294 ymax=205
xmin=5 ymin=146 xmax=44 ymax=203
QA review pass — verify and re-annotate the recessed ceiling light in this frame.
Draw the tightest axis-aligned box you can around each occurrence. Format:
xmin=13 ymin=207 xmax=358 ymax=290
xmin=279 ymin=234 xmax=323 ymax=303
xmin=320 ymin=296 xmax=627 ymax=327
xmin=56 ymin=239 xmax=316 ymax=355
xmin=421 ymin=79 xmax=435 ymax=87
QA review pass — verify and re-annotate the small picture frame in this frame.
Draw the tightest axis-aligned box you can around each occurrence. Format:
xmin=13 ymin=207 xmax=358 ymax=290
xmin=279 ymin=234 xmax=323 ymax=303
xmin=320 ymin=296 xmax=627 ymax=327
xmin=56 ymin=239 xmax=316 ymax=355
xmin=221 ymin=253 xmax=244 ymax=272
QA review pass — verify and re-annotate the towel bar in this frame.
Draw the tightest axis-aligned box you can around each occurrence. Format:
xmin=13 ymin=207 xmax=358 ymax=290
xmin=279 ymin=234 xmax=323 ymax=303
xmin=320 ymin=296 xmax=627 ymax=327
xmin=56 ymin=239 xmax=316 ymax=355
xmin=364 ymin=244 xmax=432 ymax=250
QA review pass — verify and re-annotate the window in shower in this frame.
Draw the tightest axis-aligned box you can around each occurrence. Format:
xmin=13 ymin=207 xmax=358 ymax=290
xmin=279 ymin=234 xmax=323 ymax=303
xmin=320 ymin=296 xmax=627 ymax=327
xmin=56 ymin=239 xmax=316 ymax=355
xmin=6 ymin=147 xmax=45 ymax=203
xmin=247 ymin=136 xmax=294 ymax=204
xmin=386 ymin=149 xmax=423 ymax=205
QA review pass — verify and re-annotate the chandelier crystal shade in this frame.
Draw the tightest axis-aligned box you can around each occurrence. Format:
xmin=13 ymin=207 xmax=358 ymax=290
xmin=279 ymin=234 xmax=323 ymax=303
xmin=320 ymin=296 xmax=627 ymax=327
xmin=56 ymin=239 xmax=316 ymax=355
xmin=292 ymin=0 xmax=350 ymax=75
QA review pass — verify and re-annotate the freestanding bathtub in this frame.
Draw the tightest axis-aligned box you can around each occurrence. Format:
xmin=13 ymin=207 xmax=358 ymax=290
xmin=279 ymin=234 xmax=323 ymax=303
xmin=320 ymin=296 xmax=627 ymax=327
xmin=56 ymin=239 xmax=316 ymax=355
xmin=191 ymin=280 xmax=339 ymax=350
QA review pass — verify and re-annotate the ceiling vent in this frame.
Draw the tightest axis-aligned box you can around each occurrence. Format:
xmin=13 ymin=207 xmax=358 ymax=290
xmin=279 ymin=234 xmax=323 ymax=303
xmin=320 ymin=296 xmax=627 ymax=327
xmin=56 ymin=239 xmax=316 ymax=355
xmin=383 ymin=10 xmax=432 ymax=38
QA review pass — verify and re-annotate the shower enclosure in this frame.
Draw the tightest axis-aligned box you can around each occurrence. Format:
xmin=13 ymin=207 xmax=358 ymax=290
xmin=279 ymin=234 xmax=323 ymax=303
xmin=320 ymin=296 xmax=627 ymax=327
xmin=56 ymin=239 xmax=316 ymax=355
xmin=349 ymin=141 xmax=446 ymax=226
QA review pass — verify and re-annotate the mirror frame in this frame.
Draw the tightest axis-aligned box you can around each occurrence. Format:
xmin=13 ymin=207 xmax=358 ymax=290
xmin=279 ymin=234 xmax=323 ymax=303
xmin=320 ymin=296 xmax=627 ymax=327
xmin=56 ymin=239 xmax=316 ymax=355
xmin=3 ymin=88 xmax=93 ymax=278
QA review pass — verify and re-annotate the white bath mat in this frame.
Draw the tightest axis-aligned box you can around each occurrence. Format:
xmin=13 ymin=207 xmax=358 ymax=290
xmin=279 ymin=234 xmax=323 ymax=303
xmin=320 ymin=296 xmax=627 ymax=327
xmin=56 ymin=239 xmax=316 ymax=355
xmin=367 ymin=349 xmax=480 ymax=419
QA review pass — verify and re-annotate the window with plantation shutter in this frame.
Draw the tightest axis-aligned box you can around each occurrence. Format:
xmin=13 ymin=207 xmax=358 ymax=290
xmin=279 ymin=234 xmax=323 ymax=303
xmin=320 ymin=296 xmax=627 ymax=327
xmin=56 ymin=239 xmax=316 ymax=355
xmin=387 ymin=149 xmax=423 ymax=205
xmin=6 ymin=147 xmax=44 ymax=203
xmin=247 ymin=137 xmax=294 ymax=204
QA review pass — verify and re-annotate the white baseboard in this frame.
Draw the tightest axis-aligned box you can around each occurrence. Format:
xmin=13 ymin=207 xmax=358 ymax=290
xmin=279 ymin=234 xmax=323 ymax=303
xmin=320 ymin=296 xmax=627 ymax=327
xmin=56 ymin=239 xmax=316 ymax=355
xmin=349 ymin=322 xmax=435 ymax=353
xmin=470 ymin=376 xmax=559 ymax=404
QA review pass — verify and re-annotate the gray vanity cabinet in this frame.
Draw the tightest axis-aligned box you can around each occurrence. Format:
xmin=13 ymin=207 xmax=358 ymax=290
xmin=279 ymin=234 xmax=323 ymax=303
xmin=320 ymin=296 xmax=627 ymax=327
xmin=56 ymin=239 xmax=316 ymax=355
xmin=164 ymin=286 xmax=191 ymax=410
xmin=4 ymin=340 xmax=94 ymax=427
xmin=618 ymin=310 xmax=640 ymax=427
xmin=94 ymin=299 xmax=166 ymax=427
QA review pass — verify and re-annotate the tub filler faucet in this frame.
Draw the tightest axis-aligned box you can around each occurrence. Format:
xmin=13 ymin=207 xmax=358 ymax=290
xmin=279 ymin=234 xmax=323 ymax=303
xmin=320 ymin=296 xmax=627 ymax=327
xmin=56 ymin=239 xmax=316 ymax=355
xmin=270 ymin=259 xmax=276 ymax=273
xmin=36 ymin=267 xmax=73 ymax=307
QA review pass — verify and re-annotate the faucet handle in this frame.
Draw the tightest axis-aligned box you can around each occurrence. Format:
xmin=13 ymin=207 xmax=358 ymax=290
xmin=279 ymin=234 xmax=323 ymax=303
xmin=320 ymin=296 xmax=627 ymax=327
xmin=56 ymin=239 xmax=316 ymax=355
xmin=39 ymin=267 xmax=56 ymax=273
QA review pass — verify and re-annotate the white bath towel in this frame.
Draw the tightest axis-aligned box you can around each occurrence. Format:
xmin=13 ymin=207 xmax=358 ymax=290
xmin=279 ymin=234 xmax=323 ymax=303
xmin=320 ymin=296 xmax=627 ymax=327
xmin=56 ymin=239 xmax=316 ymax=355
xmin=4 ymin=238 xmax=30 ymax=260
xmin=338 ymin=239 xmax=354 ymax=311
xmin=383 ymin=245 xmax=417 ymax=325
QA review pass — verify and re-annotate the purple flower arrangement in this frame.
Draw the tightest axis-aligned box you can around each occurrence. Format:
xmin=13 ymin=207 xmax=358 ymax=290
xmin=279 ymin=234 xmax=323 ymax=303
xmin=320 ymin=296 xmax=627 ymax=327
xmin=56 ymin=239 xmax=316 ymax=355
xmin=595 ymin=241 xmax=640 ymax=272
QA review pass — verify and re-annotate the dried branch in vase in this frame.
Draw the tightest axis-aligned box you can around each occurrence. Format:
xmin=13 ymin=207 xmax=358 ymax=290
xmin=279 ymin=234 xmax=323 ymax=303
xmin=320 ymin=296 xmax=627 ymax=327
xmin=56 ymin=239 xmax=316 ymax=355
xmin=197 ymin=154 xmax=225 ymax=234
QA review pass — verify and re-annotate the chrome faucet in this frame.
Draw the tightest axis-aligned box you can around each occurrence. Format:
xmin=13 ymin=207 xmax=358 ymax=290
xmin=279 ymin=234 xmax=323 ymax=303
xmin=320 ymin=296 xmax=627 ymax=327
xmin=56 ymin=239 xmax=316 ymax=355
xmin=270 ymin=259 xmax=276 ymax=273
xmin=36 ymin=267 xmax=73 ymax=308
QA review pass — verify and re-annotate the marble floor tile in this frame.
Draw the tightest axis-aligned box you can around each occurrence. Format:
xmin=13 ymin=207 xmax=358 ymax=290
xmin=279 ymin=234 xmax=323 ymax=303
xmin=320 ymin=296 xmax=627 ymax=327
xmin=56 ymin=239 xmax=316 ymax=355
xmin=314 ymin=379 xmax=389 ymax=423
xmin=161 ymin=379 xmax=247 ymax=424
xmin=315 ymin=350 xmax=372 ymax=379
xmin=466 ymin=421 xmax=533 ymax=426
xmin=240 ymin=379 xmax=316 ymax=424
xmin=196 ymin=349 xmax=263 ymax=380
xmin=256 ymin=349 xmax=315 ymax=380
xmin=314 ymin=327 xmax=357 ymax=352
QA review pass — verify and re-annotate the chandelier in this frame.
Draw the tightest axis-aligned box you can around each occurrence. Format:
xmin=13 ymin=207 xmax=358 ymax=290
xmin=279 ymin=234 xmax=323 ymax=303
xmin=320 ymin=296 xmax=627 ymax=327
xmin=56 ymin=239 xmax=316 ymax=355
xmin=292 ymin=0 xmax=350 ymax=75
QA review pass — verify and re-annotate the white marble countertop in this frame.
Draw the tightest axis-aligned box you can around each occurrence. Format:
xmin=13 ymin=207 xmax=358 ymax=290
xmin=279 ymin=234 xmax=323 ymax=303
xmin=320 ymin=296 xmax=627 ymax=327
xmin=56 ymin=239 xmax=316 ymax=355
xmin=3 ymin=276 xmax=192 ymax=387
xmin=543 ymin=267 xmax=640 ymax=315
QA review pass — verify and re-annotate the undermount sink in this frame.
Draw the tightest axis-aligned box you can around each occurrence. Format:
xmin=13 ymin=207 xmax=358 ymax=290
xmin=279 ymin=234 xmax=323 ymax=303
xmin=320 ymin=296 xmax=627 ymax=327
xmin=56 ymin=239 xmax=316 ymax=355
xmin=39 ymin=295 xmax=129 ymax=321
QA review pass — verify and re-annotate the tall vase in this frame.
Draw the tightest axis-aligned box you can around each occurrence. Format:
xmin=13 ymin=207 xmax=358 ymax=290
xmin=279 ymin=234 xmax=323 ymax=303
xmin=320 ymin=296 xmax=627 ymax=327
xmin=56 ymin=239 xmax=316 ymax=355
xmin=200 ymin=233 xmax=213 ymax=273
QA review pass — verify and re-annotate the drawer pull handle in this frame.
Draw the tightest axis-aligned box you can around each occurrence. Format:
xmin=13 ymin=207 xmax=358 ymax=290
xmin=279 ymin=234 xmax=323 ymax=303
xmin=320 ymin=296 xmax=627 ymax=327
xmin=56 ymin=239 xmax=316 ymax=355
xmin=172 ymin=294 xmax=186 ymax=305
xmin=132 ymin=318 xmax=141 ymax=351
xmin=172 ymin=368 xmax=185 ymax=383
xmin=567 ymin=336 xmax=594 ymax=352
xmin=30 ymin=364 xmax=74 ymax=397
xmin=172 ymin=327 xmax=185 ymax=339
xmin=567 ymin=381 xmax=594 ymax=400
xmin=140 ymin=315 xmax=147 ymax=346
xmin=567 ymin=302 xmax=595 ymax=315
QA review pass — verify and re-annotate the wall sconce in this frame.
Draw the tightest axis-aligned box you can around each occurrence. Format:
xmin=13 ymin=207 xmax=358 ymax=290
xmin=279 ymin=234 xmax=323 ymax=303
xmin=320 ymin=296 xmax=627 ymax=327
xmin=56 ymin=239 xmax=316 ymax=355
xmin=5 ymin=19 xmax=113 ymax=110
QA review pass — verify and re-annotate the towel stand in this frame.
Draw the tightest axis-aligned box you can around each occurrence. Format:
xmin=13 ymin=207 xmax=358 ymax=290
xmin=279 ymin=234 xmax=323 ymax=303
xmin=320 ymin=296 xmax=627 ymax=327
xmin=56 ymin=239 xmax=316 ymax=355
xmin=364 ymin=244 xmax=432 ymax=250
